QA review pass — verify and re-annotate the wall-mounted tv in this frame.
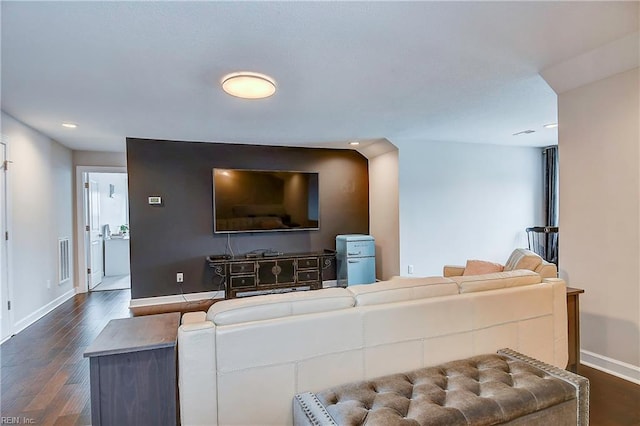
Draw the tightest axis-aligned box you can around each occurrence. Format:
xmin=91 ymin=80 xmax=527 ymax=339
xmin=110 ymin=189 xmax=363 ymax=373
xmin=212 ymin=168 xmax=320 ymax=233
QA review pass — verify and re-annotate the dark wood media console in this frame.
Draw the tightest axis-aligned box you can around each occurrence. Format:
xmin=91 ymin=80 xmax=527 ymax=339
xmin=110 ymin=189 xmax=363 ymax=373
xmin=207 ymin=251 xmax=336 ymax=299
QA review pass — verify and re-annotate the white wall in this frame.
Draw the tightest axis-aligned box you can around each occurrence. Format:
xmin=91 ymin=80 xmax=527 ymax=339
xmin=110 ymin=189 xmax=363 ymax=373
xmin=394 ymin=139 xmax=543 ymax=276
xmin=558 ymin=67 xmax=639 ymax=380
xmin=1 ymin=111 xmax=75 ymax=332
xmin=89 ymin=172 xmax=129 ymax=235
xmin=369 ymin=149 xmax=400 ymax=280
xmin=73 ymin=150 xmax=126 ymax=167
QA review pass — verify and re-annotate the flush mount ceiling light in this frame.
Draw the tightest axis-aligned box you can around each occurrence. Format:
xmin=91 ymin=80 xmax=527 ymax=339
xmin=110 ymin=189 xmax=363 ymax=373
xmin=543 ymin=123 xmax=558 ymax=129
xmin=62 ymin=122 xmax=78 ymax=128
xmin=221 ymin=72 xmax=276 ymax=99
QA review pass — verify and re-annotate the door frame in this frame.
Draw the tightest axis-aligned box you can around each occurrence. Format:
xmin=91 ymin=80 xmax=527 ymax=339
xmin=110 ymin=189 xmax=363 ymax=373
xmin=75 ymin=166 xmax=127 ymax=293
xmin=88 ymin=178 xmax=103 ymax=289
xmin=0 ymin=136 xmax=14 ymax=342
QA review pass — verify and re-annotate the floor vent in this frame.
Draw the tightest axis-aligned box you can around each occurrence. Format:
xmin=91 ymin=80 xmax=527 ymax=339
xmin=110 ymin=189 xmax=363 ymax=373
xmin=58 ymin=237 xmax=71 ymax=284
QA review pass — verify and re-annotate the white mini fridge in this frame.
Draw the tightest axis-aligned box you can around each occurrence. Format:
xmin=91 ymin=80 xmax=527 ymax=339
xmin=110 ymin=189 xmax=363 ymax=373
xmin=336 ymin=234 xmax=376 ymax=286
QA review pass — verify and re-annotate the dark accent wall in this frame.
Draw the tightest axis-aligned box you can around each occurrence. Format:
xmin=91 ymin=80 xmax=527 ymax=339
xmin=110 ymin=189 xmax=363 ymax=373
xmin=126 ymin=138 xmax=369 ymax=299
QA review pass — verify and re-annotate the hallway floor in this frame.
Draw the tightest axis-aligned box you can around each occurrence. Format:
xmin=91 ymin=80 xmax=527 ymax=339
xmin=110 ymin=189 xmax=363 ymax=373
xmin=90 ymin=274 xmax=130 ymax=292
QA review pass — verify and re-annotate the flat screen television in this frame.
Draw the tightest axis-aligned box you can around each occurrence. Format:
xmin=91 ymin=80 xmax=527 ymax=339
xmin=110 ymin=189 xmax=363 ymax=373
xmin=212 ymin=168 xmax=320 ymax=233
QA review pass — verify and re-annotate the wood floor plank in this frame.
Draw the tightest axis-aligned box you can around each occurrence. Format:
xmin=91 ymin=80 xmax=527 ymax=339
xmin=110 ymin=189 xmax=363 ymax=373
xmin=578 ymin=364 xmax=640 ymax=426
xmin=24 ymin=370 xmax=70 ymax=411
xmin=59 ymin=383 xmax=89 ymax=417
xmin=53 ymin=413 xmax=80 ymax=426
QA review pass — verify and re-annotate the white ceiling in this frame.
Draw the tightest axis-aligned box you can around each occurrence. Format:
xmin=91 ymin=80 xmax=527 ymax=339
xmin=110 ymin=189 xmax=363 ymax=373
xmin=2 ymin=1 xmax=638 ymax=152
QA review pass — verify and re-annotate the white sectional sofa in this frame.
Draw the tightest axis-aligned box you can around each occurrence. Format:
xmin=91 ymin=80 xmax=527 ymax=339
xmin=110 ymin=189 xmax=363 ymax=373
xmin=177 ymin=250 xmax=567 ymax=426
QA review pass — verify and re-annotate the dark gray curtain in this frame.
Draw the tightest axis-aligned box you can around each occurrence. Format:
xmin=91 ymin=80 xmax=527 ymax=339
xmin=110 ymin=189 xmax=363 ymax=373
xmin=543 ymin=146 xmax=558 ymax=227
xmin=539 ymin=146 xmax=559 ymax=265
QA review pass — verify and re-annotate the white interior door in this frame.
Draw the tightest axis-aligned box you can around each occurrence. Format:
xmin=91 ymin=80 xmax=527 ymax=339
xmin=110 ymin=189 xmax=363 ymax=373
xmin=0 ymin=142 xmax=12 ymax=340
xmin=89 ymin=179 xmax=103 ymax=289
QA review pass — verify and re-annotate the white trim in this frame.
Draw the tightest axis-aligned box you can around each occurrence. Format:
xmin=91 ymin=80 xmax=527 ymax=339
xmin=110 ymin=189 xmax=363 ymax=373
xmin=129 ymin=290 xmax=226 ymax=309
xmin=12 ymin=288 xmax=76 ymax=336
xmin=581 ymin=349 xmax=640 ymax=385
xmin=0 ymin=134 xmax=15 ymax=340
xmin=322 ymin=280 xmax=338 ymax=288
xmin=75 ymin=166 xmax=126 ymax=293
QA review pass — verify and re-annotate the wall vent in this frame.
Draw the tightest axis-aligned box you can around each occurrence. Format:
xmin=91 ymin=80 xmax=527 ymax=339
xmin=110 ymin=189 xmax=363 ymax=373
xmin=58 ymin=237 xmax=71 ymax=284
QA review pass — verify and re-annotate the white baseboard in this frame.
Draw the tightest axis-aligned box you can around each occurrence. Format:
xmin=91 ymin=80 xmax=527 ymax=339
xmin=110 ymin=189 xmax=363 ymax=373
xmin=581 ymin=349 xmax=640 ymax=385
xmin=322 ymin=280 xmax=338 ymax=288
xmin=129 ymin=290 xmax=226 ymax=309
xmin=13 ymin=288 xmax=76 ymax=335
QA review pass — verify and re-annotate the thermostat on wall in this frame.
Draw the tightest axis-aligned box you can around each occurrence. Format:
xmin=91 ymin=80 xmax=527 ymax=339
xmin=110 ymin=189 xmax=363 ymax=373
xmin=148 ymin=196 xmax=162 ymax=205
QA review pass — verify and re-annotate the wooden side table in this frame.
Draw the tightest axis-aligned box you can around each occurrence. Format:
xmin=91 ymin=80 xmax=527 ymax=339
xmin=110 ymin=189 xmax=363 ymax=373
xmin=84 ymin=312 xmax=180 ymax=426
xmin=566 ymin=287 xmax=584 ymax=373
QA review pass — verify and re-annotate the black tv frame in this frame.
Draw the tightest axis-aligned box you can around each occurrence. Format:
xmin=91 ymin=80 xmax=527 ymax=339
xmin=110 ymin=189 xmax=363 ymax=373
xmin=212 ymin=168 xmax=320 ymax=234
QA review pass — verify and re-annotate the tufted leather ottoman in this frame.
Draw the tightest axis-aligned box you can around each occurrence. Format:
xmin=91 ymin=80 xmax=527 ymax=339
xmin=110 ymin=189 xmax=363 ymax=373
xmin=294 ymin=349 xmax=589 ymax=426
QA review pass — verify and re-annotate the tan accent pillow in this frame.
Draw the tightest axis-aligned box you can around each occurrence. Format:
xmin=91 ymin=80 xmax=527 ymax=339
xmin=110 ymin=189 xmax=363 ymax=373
xmin=463 ymin=260 xmax=504 ymax=276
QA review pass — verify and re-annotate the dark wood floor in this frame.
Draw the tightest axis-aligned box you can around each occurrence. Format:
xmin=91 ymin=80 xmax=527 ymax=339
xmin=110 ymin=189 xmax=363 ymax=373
xmin=578 ymin=364 xmax=640 ymax=426
xmin=1 ymin=290 xmax=131 ymax=426
xmin=1 ymin=289 xmax=639 ymax=426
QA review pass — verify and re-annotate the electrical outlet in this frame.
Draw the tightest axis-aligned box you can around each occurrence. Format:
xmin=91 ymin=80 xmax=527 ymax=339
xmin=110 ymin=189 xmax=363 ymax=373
xmin=408 ymin=265 xmax=414 ymax=275
xmin=46 ymin=279 xmax=51 ymax=289
xmin=176 ymin=272 xmax=184 ymax=283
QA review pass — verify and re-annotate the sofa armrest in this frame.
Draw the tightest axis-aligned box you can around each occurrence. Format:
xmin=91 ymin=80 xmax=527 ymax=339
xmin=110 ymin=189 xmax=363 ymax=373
xmin=535 ymin=261 xmax=558 ymax=279
xmin=182 ymin=311 xmax=207 ymax=325
xmin=178 ymin=321 xmax=217 ymax=425
xmin=443 ymin=265 xmax=465 ymax=277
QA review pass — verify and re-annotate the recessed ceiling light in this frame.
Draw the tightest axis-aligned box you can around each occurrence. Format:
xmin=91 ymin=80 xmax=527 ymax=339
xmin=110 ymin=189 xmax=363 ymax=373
xmin=512 ymin=130 xmax=535 ymax=136
xmin=349 ymin=141 xmax=360 ymax=146
xmin=62 ymin=122 xmax=78 ymax=128
xmin=221 ymin=72 xmax=276 ymax=99
xmin=543 ymin=123 xmax=558 ymax=129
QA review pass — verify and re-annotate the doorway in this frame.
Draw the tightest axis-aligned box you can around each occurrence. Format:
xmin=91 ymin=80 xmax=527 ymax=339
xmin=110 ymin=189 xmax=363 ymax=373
xmin=80 ymin=170 xmax=130 ymax=292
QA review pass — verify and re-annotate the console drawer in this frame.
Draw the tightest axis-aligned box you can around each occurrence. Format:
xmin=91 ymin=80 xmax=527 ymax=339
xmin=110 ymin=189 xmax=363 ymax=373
xmin=297 ymin=270 xmax=319 ymax=283
xmin=297 ymin=257 xmax=319 ymax=269
xmin=230 ymin=275 xmax=255 ymax=288
xmin=230 ymin=262 xmax=255 ymax=275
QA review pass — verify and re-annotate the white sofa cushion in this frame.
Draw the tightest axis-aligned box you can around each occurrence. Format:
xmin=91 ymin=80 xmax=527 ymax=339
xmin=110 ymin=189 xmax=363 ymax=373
xmin=451 ymin=269 xmax=541 ymax=293
xmin=348 ymin=276 xmax=458 ymax=306
xmin=206 ymin=288 xmax=354 ymax=325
